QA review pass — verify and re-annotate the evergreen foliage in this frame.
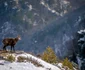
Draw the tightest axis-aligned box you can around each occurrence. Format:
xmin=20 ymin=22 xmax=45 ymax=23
xmin=42 ymin=46 xmax=57 ymax=63
xmin=62 ymin=58 xmax=73 ymax=70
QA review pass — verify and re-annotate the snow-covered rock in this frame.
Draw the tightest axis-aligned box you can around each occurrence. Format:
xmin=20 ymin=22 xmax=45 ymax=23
xmin=0 ymin=52 xmax=61 ymax=70
xmin=57 ymin=63 xmax=63 ymax=68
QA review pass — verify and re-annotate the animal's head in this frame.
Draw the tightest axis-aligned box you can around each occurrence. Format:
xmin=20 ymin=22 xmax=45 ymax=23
xmin=17 ymin=35 xmax=21 ymax=40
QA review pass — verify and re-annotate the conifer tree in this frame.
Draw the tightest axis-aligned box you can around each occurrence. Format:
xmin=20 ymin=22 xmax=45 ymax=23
xmin=62 ymin=58 xmax=73 ymax=69
xmin=42 ymin=46 xmax=57 ymax=63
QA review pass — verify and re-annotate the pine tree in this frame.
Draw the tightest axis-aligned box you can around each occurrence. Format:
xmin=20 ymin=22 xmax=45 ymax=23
xmin=42 ymin=46 xmax=57 ymax=63
xmin=62 ymin=58 xmax=73 ymax=69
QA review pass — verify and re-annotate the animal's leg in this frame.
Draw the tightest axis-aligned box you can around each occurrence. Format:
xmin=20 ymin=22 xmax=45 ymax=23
xmin=11 ymin=46 xmax=12 ymax=52
xmin=3 ymin=45 xmax=6 ymax=51
xmin=13 ymin=46 xmax=15 ymax=52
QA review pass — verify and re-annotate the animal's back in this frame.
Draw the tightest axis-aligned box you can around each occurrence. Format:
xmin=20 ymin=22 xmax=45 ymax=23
xmin=2 ymin=38 xmax=15 ymax=45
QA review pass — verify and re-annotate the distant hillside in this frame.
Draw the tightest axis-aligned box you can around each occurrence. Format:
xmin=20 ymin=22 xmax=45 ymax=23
xmin=0 ymin=0 xmax=85 ymax=58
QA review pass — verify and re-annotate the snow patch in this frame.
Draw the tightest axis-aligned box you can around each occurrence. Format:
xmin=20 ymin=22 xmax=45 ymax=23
xmin=76 ymin=56 xmax=82 ymax=70
xmin=57 ymin=63 xmax=63 ymax=68
xmin=74 ymin=16 xmax=82 ymax=27
xmin=4 ymin=2 xmax=8 ymax=6
xmin=16 ymin=53 xmax=60 ymax=70
xmin=40 ymin=0 xmax=59 ymax=15
xmin=12 ymin=6 xmax=17 ymax=10
xmin=27 ymin=5 xmax=33 ymax=11
xmin=62 ymin=34 xmax=70 ymax=44
xmin=0 ymin=62 xmax=46 ymax=70
xmin=63 ymin=1 xmax=70 ymax=4
xmin=78 ymin=29 xmax=85 ymax=34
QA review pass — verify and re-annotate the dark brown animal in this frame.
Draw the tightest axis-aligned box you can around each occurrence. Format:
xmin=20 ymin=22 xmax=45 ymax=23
xmin=2 ymin=35 xmax=21 ymax=51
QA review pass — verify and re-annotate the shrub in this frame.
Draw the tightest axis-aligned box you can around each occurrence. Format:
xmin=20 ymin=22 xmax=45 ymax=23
xmin=30 ymin=59 xmax=43 ymax=67
xmin=62 ymin=58 xmax=73 ymax=70
xmin=17 ymin=56 xmax=43 ymax=67
xmin=6 ymin=54 xmax=15 ymax=62
xmin=36 ymin=54 xmax=42 ymax=58
xmin=41 ymin=46 xmax=57 ymax=63
xmin=17 ymin=56 xmax=27 ymax=62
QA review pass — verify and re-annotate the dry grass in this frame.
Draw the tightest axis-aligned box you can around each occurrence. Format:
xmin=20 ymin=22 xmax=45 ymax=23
xmin=17 ymin=56 xmax=27 ymax=62
xmin=6 ymin=54 xmax=15 ymax=62
xmin=17 ymin=56 xmax=43 ymax=67
xmin=0 ymin=50 xmax=43 ymax=67
xmin=29 ymin=58 xmax=43 ymax=67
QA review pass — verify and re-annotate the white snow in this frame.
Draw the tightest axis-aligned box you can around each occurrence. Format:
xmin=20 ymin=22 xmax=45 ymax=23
xmin=40 ymin=1 xmax=45 ymax=5
xmin=33 ymin=21 xmax=38 ymax=26
xmin=16 ymin=53 xmax=60 ymax=70
xmin=78 ymin=38 xmax=84 ymax=42
xmin=62 ymin=34 xmax=70 ymax=44
xmin=78 ymin=29 xmax=85 ymax=34
xmin=34 ymin=40 xmax=37 ymax=43
xmin=27 ymin=5 xmax=33 ymax=11
xmin=12 ymin=6 xmax=17 ymax=10
xmin=74 ymin=16 xmax=82 ymax=27
xmin=40 ymin=0 xmax=59 ymax=15
xmin=4 ymin=2 xmax=8 ymax=6
xmin=57 ymin=63 xmax=63 ymax=68
xmin=76 ymin=56 xmax=81 ymax=70
xmin=0 ymin=61 xmax=45 ymax=70
xmin=63 ymin=1 xmax=70 ymax=4
xmin=0 ymin=53 xmax=61 ymax=70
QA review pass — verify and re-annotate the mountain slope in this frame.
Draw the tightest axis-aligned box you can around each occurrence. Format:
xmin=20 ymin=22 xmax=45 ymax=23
xmin=17 ymin=5 xmax=85 ymax=57
xmin=0 ymin=51 xmax=61 ymax=70
xmin=0 ymin=0 xmax=85 ymax=58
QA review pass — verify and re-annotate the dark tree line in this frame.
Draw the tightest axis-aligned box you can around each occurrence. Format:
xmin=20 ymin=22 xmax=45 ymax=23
xmin=77 ymin=29 xmax=85 ymax=70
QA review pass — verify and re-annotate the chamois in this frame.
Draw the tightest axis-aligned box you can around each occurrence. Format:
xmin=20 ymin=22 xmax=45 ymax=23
xmin=2 ymin=35 xmax=21 ymax=52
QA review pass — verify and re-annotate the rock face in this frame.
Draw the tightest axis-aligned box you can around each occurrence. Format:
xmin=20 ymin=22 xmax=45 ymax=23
xmin=31 ymin=5 xmax=85 ymax=57
xmin=0 ymin=0 xmax=85 ymax=58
